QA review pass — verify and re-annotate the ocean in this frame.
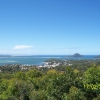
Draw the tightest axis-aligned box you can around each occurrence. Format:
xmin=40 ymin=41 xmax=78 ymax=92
xmin=0 ymin=55 xmax=98 ymax=65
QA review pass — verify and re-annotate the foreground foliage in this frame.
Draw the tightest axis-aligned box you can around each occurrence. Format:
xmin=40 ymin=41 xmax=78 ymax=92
xmin=0 ymin=64 xmax=100 ymax=100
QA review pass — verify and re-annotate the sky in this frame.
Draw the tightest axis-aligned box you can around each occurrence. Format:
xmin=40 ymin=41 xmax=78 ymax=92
xmin=0 ymin=0 xmax=100 ymax=55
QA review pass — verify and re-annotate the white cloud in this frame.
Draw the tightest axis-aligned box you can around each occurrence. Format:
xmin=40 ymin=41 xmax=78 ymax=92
xmin=13 ymin=45 xmax=33 ymax=49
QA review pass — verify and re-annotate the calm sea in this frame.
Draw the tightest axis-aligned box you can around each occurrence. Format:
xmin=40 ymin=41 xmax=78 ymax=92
xmin=0 ymin=55 xmax=98 ymax=65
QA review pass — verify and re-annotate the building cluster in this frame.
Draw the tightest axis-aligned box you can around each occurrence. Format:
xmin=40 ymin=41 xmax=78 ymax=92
xmin=0 ymin=59 xmax=73 ymax=72
xmin=38 ymin=60 xmax=72 ymax=68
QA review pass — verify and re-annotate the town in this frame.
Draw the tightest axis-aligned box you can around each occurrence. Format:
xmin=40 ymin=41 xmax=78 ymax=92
xmin=0 ymin=59 xmax=99 ymax=73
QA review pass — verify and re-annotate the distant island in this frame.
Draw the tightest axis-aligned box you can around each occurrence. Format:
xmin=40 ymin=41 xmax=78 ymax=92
xmin=72 ymin=53 xmax=83 ymax=57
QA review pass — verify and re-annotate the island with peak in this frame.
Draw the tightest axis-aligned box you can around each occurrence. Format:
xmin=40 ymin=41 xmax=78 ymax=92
xmin=71 ymin=53 xmax=83 ymax=57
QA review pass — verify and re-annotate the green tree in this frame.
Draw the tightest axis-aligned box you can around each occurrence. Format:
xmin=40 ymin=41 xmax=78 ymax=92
xmin=62 ymin=86 xmax=86 ymax=100
xmin=15 ymin=71 xmax=26 ymax=80
xmin=26 ymin=69 xmax=43 ymax=78
xmin=83 ymin=65 xmax=100 ymax=100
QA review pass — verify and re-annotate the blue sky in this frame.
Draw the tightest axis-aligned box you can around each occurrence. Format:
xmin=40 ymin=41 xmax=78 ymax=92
xmin=0 ymin=0 xmax=100 ymax=55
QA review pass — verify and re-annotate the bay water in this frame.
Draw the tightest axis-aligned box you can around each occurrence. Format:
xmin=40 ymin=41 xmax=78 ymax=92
xmin=0 ymin=55 xmax=98 ymax=65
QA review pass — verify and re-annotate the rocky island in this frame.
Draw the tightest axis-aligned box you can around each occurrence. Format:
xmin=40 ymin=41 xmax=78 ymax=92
xmin=72 ymin=53 xmax=83 ymax=57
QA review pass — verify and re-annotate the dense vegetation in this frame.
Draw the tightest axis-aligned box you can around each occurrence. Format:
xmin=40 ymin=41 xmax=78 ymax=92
xmin=0 ymin=60 xmax=100 ymax=100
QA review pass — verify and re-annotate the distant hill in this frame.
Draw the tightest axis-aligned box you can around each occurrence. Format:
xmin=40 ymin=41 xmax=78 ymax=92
xmin=72 ymin=53 xmax=83 ymax=57
xmin=0 ymin=54 xmax=12 ymax=57
xmin=94 ymin=55 xmax=100 ymax=58
xmin=0 ymin=54 xmax=35 ymax=57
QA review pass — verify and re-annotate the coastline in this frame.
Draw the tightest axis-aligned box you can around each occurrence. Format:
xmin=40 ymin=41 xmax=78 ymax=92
xmin=0 ymin=55 xmax=99 ymax=66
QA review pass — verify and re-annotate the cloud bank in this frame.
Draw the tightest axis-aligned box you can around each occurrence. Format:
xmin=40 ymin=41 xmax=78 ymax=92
xmin=13 ymin=45 xmax=33 ymax=49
